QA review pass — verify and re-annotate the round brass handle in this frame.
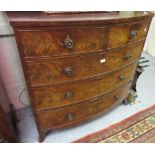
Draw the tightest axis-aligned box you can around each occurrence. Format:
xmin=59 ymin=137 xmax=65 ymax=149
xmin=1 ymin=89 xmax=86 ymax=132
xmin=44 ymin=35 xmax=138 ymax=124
xmin=66 ymin=113 xmax=73 ymax=120
xmin=124 ymin=54 xmax=132 ymax=61
xmin=119 ymin=75 xmax=126 ymax=81
xmin=64 ymin=91 xmax=74 ymax=100
xmin=131 ymin=30 xmax=138 ymax=38
xmin=64 ymin=66 xmax=73 ymax=77
xmin=64 ymin=35 xmax=74 ymax=49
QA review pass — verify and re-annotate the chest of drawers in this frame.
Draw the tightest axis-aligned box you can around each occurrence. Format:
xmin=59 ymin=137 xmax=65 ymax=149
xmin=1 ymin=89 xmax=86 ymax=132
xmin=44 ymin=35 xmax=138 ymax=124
xmin=6 ymin=11 xmax=153 ymax=142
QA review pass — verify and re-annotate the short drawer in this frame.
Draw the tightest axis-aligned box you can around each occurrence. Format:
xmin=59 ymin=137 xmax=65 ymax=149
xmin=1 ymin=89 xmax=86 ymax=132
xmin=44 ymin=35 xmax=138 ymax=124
xmin=25 ymin=42 xmax=143 ymax=86
xmin=107 ymin=20 xmax=150 ymax=49
xmin=18 ymin=27 xmax=107 ymax=57
xmin=36 ymin=83 xmax=131 ymax=130
xmin=32 ymin=63 xmax=137 ymax=110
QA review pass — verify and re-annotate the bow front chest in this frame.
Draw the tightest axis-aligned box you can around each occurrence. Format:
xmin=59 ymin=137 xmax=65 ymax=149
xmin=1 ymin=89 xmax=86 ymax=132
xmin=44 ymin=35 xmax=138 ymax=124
xmin=6 ymin=11 xmax=153 ymax=142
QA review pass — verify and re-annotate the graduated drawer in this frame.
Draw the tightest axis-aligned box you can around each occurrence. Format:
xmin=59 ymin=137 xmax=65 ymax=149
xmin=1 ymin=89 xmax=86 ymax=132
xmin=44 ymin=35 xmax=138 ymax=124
xmin=107 ymin=20 xmax=150 ymax=49
xmin=35 ymin=82 xmax=131 ymax=130
xmin=18 ymin=27 xmax=107 ymax=57
xmin=25 ymin=42 xmax=144 ymax=86
xmin=32 ymin=63 xmax=137 ymax=110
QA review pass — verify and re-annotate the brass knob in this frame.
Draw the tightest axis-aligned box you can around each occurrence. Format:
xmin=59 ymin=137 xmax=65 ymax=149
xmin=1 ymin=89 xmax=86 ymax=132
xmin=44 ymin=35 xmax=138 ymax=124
xmin=131 ymin=30 xmax=138 ymax=39
xmin=124 ymin=54 xmax=132 ymax=61
xmin=64 ymin=35 xmax=74 ymax=49
xmin=64 ymin=66 xmax=73 ymax=77
xmin=66 ymin=113 xmax=73 ymax=120
xmin=64 ymin=91 xmax=74 ymax=100
xmin=119 ymin=75 xmax=126 ymax=81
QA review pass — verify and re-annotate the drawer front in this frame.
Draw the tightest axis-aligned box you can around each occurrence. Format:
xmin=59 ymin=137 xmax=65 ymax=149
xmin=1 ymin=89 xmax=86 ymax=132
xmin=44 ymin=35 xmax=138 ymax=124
xmin=36 ymin=83 xmax=131 ymax=130
xmin=108 ymin=20 xmax=150 ymax=49
xmin=25 ymin=42 xmax=143 ymax=86
xmin=32 ymin=63 xmax=137 ymax=110
xmin=18 ymin=28 xmax=107 ymax=57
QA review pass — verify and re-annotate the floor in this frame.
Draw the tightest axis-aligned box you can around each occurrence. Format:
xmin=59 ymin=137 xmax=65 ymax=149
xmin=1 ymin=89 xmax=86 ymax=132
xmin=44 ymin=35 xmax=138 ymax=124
xmin=16 ymin=52 xmax=155 ymax=143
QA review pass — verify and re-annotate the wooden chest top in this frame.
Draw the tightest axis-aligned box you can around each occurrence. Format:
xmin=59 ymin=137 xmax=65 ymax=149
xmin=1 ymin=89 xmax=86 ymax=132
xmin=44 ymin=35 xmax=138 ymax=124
xmin=6 ymin=11 xmax=153 ymax=27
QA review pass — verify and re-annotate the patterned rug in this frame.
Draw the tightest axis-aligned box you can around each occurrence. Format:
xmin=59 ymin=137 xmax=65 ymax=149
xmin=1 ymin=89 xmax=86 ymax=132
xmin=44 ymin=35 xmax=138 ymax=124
xmin=74 ymin=104 xmax=155 ymax=143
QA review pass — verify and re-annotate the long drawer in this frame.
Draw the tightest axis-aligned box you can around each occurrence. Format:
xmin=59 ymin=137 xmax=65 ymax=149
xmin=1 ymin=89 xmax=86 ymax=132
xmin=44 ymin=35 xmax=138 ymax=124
xmin=25 ymin=42 xmax=144 ymax=86
xmin=32 ymin=63 xmax=137 ymax=110
xmin=18 ymin=27 xmax=107 ymax=57
xmin=108 ymin=20 xmax=150 ymax=49
xmin=36 ymin=82 xmax=131 ymax=130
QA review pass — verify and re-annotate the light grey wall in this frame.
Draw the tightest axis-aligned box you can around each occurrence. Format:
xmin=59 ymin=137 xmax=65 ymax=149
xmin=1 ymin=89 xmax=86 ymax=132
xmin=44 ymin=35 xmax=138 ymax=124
xmin=144 ymin=16 xmax=155 ymax=57
xmin=0 ymin=11 xmax=30 ymax=109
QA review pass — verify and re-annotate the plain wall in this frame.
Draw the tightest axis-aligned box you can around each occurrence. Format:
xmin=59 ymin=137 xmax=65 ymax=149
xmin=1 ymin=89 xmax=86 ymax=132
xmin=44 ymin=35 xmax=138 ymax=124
xmin=0 ymin=12 xmax=30 ymax=109
xmin=143 ymin=16 xmax=155 ymax=57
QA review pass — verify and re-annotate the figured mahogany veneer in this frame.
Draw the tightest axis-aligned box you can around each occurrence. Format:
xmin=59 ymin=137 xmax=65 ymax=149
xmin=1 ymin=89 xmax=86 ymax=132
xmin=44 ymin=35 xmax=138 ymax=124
xmin=32 ymin=63 xmax=137 ymax=110
xmin=107 ymin=20 xmax=150 ymax=48
xmin=18 ymin=28 xmax=107 ymax=57
xmin=36 ymin=83 xmax=132 ymax=130
xmin=6 ymin=11 xmax=153 ymax=142
xmin=25 ymin=42 xmax=144 ymax=86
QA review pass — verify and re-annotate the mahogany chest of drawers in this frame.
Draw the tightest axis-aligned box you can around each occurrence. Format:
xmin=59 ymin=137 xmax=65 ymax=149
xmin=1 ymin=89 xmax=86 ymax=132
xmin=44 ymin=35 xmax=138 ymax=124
xmin=6 ymin=11 xmax=153 ymax=142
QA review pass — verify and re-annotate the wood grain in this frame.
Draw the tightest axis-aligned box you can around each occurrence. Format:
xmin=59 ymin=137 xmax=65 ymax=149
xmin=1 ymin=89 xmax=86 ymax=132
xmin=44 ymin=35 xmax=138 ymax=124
xmin=36 ymin=83 xmax=131 ymax=130
xmin=18 ymin=28 xmax=107 ymax=57
xmin=25 ymin=41 xmax=144 ymax=86
xmin=7 ymin=11 xmax=153 ymax=142
xmin=108 ymin=20 xmax=150 ymax=48
xmin=32 ymin=63 xmax=137 ymax=110
xmin=6 ymin=11 xmax=153 ymax=27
